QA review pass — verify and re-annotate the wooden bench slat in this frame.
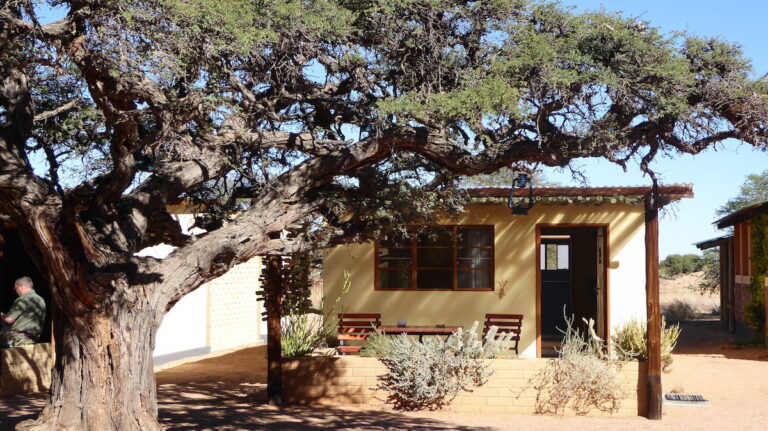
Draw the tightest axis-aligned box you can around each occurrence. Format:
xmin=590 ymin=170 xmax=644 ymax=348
xmin=337 ymin=346 xmax=363 ymax=353
xmin=484 ymin=321 xmax=521 ymax=327
xmin=485 ymin=314 xmax=523 ymax=319
xmin=338 ymin=313 xmax=381 ymax=319
xmin=338 ymin=334 xmax=371 ymax=340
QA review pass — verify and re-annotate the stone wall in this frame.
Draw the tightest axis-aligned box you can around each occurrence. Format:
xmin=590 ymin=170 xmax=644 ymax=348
xmin=282 ymin=356 xmax=646 ymax=416
xmin=0 ymin=343 xmax=52 ymax=396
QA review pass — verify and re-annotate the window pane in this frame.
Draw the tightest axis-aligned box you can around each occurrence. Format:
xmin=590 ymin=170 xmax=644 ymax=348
xmin=378 ymin=247 xmax=411 ymax=268
xmin=546 ymin=243 xmax=558 ymax=270
xmin=540 ymin=244 xmax=546 ymax=270
xmin=557 ymin=244 xmax=569 ymax=269
xmin=458 ymin=270 xmax=492 ymax=289
xmin=417 ymin=227 xmax=453 ymax=246
xmin=416 ymin=269 xmax=453 ymax=290
xmin=379 ymin=270 xmax=410 ymax=289
xmin=457 ymin=227 xmax=493 ymax=247
xmin=417 ymin=248 xmax=453 ymax=268
xmin=457 ymin=248 xmax=492 ymax=268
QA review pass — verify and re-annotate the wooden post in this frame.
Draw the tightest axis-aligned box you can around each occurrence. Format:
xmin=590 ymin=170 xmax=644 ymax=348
xmin=265 ymin=254 xmax=283 ymax=406
xmin=644 ymin=196 xmax=662 ymax=420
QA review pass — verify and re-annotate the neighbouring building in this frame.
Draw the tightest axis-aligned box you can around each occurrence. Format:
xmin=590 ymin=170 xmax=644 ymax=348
xmin=696 ymin=200 xmax=768 ymax=337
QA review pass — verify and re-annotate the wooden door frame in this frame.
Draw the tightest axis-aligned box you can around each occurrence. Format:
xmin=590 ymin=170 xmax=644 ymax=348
xmin=535 ymin=223 xmax=610 ymax=358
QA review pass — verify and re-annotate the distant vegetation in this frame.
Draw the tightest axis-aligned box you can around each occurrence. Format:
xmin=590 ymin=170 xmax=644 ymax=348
xmin=659 ymin=253 xmax=706 ymax=278
xmin=659 ymin=250 xmax=719 ymax=294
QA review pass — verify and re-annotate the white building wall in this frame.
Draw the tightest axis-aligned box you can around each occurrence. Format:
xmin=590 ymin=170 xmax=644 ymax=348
xmin=137 ymin=212 xmax=266 ymax=366
xmin=609 ymin=223 xmax=648 ymax=331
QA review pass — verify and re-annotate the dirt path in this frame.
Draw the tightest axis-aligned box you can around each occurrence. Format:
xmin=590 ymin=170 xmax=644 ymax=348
xmin=2 ymin=321 xmax=768 ymax=430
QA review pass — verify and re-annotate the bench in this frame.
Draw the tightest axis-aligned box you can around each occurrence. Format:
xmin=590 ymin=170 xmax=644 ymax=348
xmin=337 ymin=313 xmax=381 ymax=355
xmin=483 ymin=313 xmax=523 ymax=355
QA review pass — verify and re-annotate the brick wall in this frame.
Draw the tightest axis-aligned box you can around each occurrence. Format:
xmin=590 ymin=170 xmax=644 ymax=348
xmin=207 ymin=257 xmax=264 ymax=351
xmin=0 ymin=343 xmax=52 ymax=396
xmin=282 ymin=356 xmax=646 ymax=416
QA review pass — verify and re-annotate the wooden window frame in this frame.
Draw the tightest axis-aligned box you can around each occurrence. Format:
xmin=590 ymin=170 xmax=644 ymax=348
xmin=374 ymin=225 xmax=495 ymax=292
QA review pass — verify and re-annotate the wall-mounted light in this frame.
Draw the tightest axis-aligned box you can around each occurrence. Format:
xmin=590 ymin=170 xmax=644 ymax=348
xmin=508 ymin=172 xmax=534 ymax=215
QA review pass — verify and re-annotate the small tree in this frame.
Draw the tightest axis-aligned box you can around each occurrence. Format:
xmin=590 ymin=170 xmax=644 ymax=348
xmin=717 ymin=170 xmax=768 ymax=216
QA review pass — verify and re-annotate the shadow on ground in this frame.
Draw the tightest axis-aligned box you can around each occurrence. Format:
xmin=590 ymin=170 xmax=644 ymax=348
xmin=0 ymin=392 xmax=47 ymax=428
xmin=159 ymin=382 xmax=489 ymax=431
xmin=671 ymin=316 xmax=768 ymax=361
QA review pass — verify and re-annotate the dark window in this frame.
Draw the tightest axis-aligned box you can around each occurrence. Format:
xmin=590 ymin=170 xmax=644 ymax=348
xmin=376 ymin=225 xmax=494 ymax=290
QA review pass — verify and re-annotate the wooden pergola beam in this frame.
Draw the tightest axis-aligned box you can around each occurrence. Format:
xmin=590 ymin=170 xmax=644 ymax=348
xmin=644 ymin=196 xmax=662 ymax=420
xmin=265 ymin=254 xmax=283 ymax=406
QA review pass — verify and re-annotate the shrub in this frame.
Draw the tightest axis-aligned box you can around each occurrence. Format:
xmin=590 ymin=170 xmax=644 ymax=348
xmin=374 ymin=322 xmax=510 ymax=410
xmin=281 ymin=270 xmax=351 ymax=357
xmin=528 ymin=315 xmax=628 ymax=415
xmin=612 ymin=318 xmax=681 ymax=371
xmin=661 ymin=299 xmax=696 ymax=321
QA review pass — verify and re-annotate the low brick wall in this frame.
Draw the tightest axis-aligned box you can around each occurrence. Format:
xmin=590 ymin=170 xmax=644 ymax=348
xmin=0 ymin=343 xmax=52 ymax=396
xmin=282 ymin=356 xmax=646 ymax=416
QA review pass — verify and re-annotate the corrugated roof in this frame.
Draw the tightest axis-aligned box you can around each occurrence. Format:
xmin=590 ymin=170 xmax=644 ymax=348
xmin=715 ymin=200 xmax=768 ymax=229
xmin=694 ymin=235 xmax=733 ymax=250
xmin=466 ymin=184 xmax=694 ymax=200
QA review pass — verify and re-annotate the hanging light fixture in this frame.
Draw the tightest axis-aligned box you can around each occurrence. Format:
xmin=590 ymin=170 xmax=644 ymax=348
xmin=508 ymin=172 xmax=534 ymax=215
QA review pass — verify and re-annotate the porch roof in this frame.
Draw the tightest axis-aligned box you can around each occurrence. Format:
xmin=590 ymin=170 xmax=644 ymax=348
xmin=466 ymin=184 xmax=694 ymax=206
xmin=715 ymin=200 xmax=768 ymax=229
xmin=694 ymin=234 xmax=733 ymax=250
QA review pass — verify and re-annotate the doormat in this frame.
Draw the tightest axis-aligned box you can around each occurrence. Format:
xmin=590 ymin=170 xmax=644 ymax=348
xmin=663 ymin=393 xmax=710 ymax=407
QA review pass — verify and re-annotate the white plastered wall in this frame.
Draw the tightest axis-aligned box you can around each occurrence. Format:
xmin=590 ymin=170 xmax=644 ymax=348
xmin=138 ymin=213 xmax=265 ymax=365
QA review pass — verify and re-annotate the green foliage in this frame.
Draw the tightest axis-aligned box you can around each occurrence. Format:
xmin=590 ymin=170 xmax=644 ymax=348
xmin=281 ymin=269 xmax=351 ymax=357
xmin=717 ymin=170 xmax=768 ymax=217
xmin=612 ymin=318 xmax=681 ymax=371
xmin=745 ymin=215 xmax=768 ymax=340
xmin=695 ymin=249 xmax=721 ymax=294
xmin=528 ymin=314 xmax=627 ymax=415
xmin=374 ymin=322 xmax=510 ymax=410
xmin=659 ymin=253 xmax=706 ymax=278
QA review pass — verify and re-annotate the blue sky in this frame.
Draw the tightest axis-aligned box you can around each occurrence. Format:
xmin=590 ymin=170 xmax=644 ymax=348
xmin=36 ymin=1 xmax=768 ymax=258
xmin=546 ymin=0 xmax=768 ymax=257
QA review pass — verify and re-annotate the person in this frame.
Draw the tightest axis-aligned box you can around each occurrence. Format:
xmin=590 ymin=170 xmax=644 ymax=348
xmin=0 ymin=276 xmax=46 ymax=347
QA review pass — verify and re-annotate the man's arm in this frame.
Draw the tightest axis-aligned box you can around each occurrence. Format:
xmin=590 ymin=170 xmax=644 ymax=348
xmin=0 ymin=312 xmax=15 ymax=324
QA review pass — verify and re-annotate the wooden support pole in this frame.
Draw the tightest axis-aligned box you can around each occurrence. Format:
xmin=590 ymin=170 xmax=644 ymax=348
xmin=644 ymin=197 xmax=662 ymax=420
xmin=265 ymin=254 xmax=283 ymax=406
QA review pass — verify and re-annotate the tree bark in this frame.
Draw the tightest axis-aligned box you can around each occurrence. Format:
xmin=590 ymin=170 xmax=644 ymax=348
xmin=16 ymin=290 xmax=164 ymax=431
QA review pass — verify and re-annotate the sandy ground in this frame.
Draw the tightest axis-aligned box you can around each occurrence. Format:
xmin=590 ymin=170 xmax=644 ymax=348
xmin=2 ymin=318 xmax=768 ymax=431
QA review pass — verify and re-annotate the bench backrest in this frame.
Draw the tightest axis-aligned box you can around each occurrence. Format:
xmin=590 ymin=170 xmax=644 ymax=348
xmin=337 ymin=313 xmax=381 ymax=341
xmin=483 ymin=313 xmax=523 ymax=353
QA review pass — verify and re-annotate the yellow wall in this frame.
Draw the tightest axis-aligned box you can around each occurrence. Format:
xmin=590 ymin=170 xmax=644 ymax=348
xmin=322 ymin=203 xmax=647 ymax=358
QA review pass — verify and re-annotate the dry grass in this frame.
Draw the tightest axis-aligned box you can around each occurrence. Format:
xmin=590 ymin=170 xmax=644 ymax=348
xmin=660 ymin=271 xmax=719 ymax=321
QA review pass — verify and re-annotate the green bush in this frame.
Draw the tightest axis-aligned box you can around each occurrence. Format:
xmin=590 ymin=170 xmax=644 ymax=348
xmin=528 ymin=315 xmax=627 ymax=415
xmin=281 ymin=270 xmax=351 ymax=357
xmin=374 ymin=322 xmax=510 ymax=410
xmin=612 ymin=318 xmax=681 ymax=371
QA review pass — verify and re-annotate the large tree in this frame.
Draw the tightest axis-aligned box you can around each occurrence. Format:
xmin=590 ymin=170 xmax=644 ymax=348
xmin=1 ymin=0 xmax=766 ymax=429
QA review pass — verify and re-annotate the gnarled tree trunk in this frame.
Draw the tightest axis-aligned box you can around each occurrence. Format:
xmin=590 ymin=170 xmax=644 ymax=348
xmin=18 ymin=294 xmax=164 ymax=431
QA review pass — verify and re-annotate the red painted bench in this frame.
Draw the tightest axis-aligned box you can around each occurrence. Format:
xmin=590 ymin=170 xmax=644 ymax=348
xmin=483 ymin=313 xmax=523 ymax=355
xmin=337 ymin=313 xmax=381 ymax=355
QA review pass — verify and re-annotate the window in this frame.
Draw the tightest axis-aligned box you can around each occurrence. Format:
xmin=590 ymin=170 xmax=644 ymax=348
xmin=540 ymin=236 xmax=570 ymax=270
xmin=376 ymin=226 xmax=494 ymax=290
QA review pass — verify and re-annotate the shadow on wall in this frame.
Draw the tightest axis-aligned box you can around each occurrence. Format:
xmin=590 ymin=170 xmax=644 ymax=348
xmin=0 ymin=343 xmax=52 ymax=397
